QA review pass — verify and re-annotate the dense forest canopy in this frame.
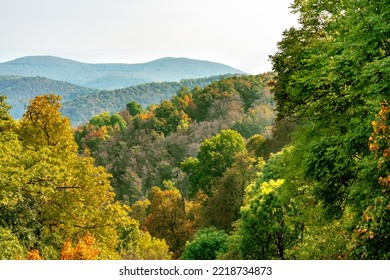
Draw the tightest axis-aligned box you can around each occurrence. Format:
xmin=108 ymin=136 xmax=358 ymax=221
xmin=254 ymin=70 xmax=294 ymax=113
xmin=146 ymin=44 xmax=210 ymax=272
xmin=0 ymin=0 xmax=389 ymax=260
xmin=0 ymin=94 xmax=171 ymax=260
xmin=78 ymin=74 xmax=275 ymax=203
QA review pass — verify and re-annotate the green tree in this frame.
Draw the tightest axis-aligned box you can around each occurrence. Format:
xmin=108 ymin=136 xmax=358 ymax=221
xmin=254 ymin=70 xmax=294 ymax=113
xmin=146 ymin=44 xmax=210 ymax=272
xmin=0 ymin=227 xmax=24 ymax=259
xmin=110 ymin=113 xmax=126 ymax=131
xmin=89 ymin=112 xmax=111 ymax=128
xmin=74 ymin=112 xmax=126 ymax=154
xmin=0 ymin=95 xmax=11 ymax=120
xmin=190 ymin=75 xmax=270 ymax=121
xmin=202 ymin=152 xmax=262 ymax=231
xmin=181 ymin=129 xmax=246 ymax=196
xmin=126 ymin=101 xmax=143 ymax=116
xmin=246 ymin=134 xmax=266 ymax=157
xmin=131 ymin=231 xmax=172 ymax=260
xmin=0 ymin=95 xmax=15 ymax=132
xmin=238 ymin=178 xmax=289 ymax=259
xmin=270 ymin=0 xmax=389 ymax=226
xmin=262 ymin=0 xmax=390 ymax=260
xmin=181 ymin=227 xmax=228 ymax=260
xmin=151 ymin=100 xmax=191 ymax=136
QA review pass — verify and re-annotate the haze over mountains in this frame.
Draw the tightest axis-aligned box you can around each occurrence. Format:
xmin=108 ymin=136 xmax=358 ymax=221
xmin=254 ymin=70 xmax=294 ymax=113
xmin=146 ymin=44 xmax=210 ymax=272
xmin=0 ymin=56 xmax=245 ymax=124
xmin=0 ymin=56 xmax=245 ymax=90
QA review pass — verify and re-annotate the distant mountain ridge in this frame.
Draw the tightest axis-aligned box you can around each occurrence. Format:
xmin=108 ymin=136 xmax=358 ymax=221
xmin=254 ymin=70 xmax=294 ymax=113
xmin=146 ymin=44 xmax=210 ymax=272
xmin=0 ymin=56 xmax=245 ymax=90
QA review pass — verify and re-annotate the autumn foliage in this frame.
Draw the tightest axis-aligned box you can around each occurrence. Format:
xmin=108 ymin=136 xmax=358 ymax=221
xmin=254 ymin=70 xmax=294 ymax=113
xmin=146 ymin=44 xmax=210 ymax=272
xmin=27 ymin=250 xmax=44 ymax=260
xmin=61 ymin=232 xmax=100 ymax=260
xmin=353 ymin=101 xmax=390 ymax=259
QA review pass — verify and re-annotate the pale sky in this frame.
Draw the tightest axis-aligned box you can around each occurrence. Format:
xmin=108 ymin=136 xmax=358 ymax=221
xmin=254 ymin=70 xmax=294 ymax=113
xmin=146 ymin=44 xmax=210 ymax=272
xmin=0 ymin=0 xmax=298 ymax=74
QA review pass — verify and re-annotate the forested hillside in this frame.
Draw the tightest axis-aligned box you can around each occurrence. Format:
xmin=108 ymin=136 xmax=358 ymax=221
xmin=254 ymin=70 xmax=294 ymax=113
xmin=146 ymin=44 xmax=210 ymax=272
xmin=0 ymin=0 xmax=388 ymax=260
xmin=0 ymin=75 xmax=98 ymax=119
xmin=61 ymin=74 xmax=238 ymax=125
xmin=0 ymin=94 xmax=172 ymax=260
xmin=74 ymin=73 xmax=277 ymax=258
xmin=71 ymin=0 xmax=390 ymax=260
xmin=77 ymin=74 xmax=274 ymax=201
xmin=0 ymin=74 xmax=277 ymax=260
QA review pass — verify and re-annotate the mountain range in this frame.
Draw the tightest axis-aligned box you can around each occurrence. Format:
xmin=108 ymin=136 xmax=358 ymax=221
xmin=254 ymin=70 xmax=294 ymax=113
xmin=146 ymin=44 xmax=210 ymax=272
xmin=0 ymin=56 xmax=245 ymax=90
xmin=61 ymin=74 xmax=237 ymax=125
xmin=0 ymin=74 xmax=238 ymax=125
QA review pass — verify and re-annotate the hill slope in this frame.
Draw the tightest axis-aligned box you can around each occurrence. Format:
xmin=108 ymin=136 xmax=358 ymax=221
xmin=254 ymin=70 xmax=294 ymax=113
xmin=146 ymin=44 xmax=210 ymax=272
xmin=0 ymin=56 xmax=245 ymax=90
xmin=61 ymin=74 xmax=238 ymax=126
xmin=0 ymin=75 xmax=98 ymax=119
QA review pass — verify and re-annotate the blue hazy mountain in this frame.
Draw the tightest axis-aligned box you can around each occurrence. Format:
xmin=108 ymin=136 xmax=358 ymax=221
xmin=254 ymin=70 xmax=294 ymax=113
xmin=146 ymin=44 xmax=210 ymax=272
xmin=0 ymin=75 xmax=98 ymax=119
xmin=0 ymin=74 xmax=240 ymax=125
xmin=0 ymin=56 xmax=245 ymax=90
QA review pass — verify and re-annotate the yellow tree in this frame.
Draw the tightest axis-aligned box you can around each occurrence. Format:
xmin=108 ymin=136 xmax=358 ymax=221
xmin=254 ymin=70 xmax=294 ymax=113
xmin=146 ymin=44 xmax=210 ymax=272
xmin=19 ymin=94 xmax=76 ymax=151
xmin=145 ymin=187 xmax=195 ymax=258
xmin=130 ymin=199 xmax=151 ymax=230
xmin=131 ymin=231 xmax=172 ymax=260
xmin=12 ymin=94 xmax=136 ymax=259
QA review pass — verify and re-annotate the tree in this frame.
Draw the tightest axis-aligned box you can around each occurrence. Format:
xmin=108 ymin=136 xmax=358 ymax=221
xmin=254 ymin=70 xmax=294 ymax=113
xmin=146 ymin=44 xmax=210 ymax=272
xmin=190 ymin=75 xmax=270 ymax=121
xmin=236 ymin=146 xmax=332 ymax=260
xmin=27 ymin=250 xmax=44 ymax=260
xmin=249 ymin=0 xmax=390 ymax=257
xmin=132 ymin=231 xmax=172 ymax=260
xmin=110 ymin=113 xmax=126 ymax=131
xmin=232 ymin=105 xmax=275 ymax=139
xmin=126 ymin=101 xmax=143 ymax=116
xmin=0 ymin=228 xmax=24 ymax=259
xmin=144 ymin=187 xmax=194 ymax=258
xmin=238 ymin=178 xmax=289 ymax=259
xmin=181 ymin=129 xmax=246 ymax=196
xmin=60 ymin=232 xmax=100 ymax=260
xmin=74 ymin=112 xmax=126 ymax=154
xmin=270 ymin=0 xmax=389 ymax=227
xmin=0 ymin=95 xmax=15 ymax=132
xmin=0 ymin=95 xmax=11 ymax=120
xmin=1 ymin=94 xmax=139 ymax=259
xmin=352 ymin=101 xmax=390 ymax=259
xmin=151 ymin=100 xmax=191 ymax=136
xmin=89 ymin=112 xmax=111 ymax=128
xmin=246 ymin=134 xmax=266 ymax=157
xmin=202 ymin=152 xmax=262 ymax=231
xmin=19 ymin=94 xmax=76 ymax=151
xmin=74 ymin=123 xmax=110 ymax=153
xmin=130 ymin=199 xmax=151 ymax=230
xmin=181 ymin=227 xmax=228 ymax=260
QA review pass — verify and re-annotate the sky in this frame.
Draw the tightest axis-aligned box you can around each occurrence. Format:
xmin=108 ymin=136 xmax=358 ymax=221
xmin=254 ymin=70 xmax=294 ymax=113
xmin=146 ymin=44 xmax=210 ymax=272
xmin=0 ymin=0 xmax=299 ymax=74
